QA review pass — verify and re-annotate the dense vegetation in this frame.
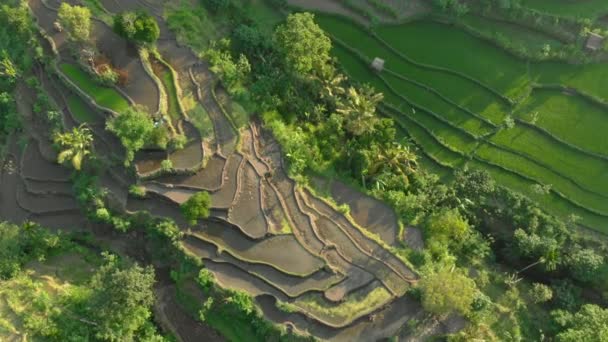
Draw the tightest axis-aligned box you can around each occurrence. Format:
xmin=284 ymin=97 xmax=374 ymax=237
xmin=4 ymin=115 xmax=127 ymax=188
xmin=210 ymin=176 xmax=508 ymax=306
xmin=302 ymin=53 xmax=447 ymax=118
xmin=190 ymin=3 xmax=608 ymax=340
xmin=0 ymin=222 xmax=167 ymax=340
xmin=1 ymin=0 xmax=607 ymax=340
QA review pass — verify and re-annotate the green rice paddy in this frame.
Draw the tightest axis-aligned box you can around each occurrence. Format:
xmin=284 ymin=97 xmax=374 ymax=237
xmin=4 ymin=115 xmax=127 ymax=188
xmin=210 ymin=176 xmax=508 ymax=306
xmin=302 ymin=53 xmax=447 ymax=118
xmin=66 ymin=94 xmax=98 ymax=123
xmin=316 ymin=14 xmax=608 ymax=233
xmin=59 ymin=63 xmax=130 ymax=113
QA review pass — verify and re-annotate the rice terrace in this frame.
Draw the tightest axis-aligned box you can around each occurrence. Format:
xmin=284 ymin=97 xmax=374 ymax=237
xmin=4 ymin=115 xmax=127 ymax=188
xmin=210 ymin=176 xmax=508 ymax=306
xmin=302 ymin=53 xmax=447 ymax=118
xmin=0 ymin=0 xmax=607 ymax=341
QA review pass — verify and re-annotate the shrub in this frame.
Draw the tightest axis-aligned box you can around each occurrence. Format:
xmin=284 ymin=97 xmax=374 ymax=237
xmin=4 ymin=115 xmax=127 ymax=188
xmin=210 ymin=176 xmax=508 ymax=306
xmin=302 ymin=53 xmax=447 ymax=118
xmin=128 ymin=185 xmax=146 ymax=198
xmin=160 ymin=158 xmax=173 ymax=172
xmin=106 ymin=107 xmax=156 ymax=165
xmin=96 ymin=68 xmax=119 ymax=85
xmin=58 ymin=3 xmax=91 ymax=43
xmin=419 ymin=267 xmax=477 ymax=316
xmin=113 ymin=11 xmax=160 ymax=45
xmin=529 ymin=283 xmax=553 ymax=303
xmin=181 ymin=191 xmax=211 ymax=225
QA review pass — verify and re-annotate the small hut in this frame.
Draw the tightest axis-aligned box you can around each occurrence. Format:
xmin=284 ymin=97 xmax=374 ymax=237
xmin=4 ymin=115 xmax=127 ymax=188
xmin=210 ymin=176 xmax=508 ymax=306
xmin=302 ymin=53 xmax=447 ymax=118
xmin=371 ymin=57 xmax=385 ymax=72
xmin=585 ymin=32 xmax=604 ymax=52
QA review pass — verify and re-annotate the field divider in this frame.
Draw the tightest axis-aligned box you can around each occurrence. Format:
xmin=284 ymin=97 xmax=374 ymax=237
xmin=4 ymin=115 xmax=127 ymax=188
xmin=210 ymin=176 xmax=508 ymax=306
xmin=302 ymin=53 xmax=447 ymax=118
xmin=381 ymin=104 xmax=471 ymax=158
xmin=483 ymin=138 xmax=608 ymax=200
xmin=383 ymin=68 xmax=498 ymax=128
xmin=515 ymin=118 xmax=608 ymax=162
xmin=333 ymin=38 xmax=493 ymax=139
xmin=471 ymin=153 xmax=608 ymax=218
xmin=186 ymin=231 xmax=324 ymax=278
xmin=301 ymin=186 xmax=418 ymax=282
xmin=366 ymin=32 xmax=514 ymax=105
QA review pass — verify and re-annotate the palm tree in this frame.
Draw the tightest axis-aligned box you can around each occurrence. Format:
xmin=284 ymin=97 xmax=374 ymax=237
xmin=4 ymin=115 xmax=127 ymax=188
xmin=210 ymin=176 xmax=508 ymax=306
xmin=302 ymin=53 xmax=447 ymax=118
xmin=53 ymin=124 xmax=94 ymax=171
xmin=319 ymin=72 xmax=347 ymax=103
xmin=336 ymin=85 xmax=383 ymax=136
xmin=366 ymin=142 xmax=418 ymax=185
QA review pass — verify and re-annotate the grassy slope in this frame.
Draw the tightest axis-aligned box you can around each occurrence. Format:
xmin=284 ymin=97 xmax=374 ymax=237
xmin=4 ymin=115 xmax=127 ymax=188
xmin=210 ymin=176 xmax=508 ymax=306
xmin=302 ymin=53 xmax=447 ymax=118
xmin=460 ymin=14 xmax=563 ymax=50
xmin=322 ymin=17 xmax=608 ymax=232
xmin=59 ymin=63 xmax=130 ymax=113
xmin=515 ymin=88 xmax=608 ymax=156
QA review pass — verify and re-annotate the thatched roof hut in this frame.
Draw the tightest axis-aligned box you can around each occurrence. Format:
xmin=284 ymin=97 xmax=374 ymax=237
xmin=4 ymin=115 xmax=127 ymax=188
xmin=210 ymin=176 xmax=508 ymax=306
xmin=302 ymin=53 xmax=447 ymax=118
xmin=586 ymin=32 xmax=604 ymax=52
xmin=371 ymin=57 xmax=385 ymax=72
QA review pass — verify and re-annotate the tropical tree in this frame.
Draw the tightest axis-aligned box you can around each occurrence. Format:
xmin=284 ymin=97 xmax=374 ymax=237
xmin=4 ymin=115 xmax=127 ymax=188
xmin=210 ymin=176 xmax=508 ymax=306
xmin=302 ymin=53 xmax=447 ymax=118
xmin=273 ymin=12 xmax=332 ymax=78
xmin=364 ymin=142 xmax=417 ymax=185
xmin=181 ymin=191 xmax=211 ymax=225
xmin=419 ymin=266 xmax=477 ymax=317
xmin=53 ymin=125 xmax=94 ymax=171
xmin=57 ymin=3 xmax=91 ymax=43
xmin=336 ymin=85 xmax=384 ymax=136
xmin=0 ymin=52 xmax=18 ymax=83
xmin=87 ymin=253 xmax=156 ymax=341
xmin=318 ymin=72 xmax=346 ymax=106
xmin=106 ymin=107 xmax=154 ymax=165
xmin=113 ymin=11 xmax=160 ymax=45
xmin=552 ymin=304 xmax=608 ymax=341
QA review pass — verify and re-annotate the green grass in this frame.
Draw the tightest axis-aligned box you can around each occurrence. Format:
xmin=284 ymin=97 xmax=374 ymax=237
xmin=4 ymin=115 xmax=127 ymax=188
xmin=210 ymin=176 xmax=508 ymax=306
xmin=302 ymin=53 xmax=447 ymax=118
xmin=316 ymin=14 xmax=510 ymax=124
xmin=532 ymin=62 xmax=608 ymax=102
xmin=188 ymin=103 xmax=215 ymax=140
xmin=515 ymin=88 xmax=608 ymax=156
xmin=383 ymin=72 xmax=496 ymax=136
xmin=239 ymin=0 xmax=283 ymax=34
xmin=66 ymin=94 xmax=98 ymax=123
xmin=164 ymin=1 xmax=224 ymax=55
xmin=490 ymin=125 xmax=608 ymax=195
xmin=521 ymin=0 xmax=608 ymax=20
xmin=460 ymin=14 xmax=563 ymax=51
xmin=289 ymin=285 xmax=392 ymax=324
xmin=59 ymin=63 xmax=130 ymax=113
xmin=373 ymin=19 xmax=531 ymax=99
xmin=475 ymin=143 xmax=608 ymax=215
xmin=158 ymin=61 xmax=181 ymax=122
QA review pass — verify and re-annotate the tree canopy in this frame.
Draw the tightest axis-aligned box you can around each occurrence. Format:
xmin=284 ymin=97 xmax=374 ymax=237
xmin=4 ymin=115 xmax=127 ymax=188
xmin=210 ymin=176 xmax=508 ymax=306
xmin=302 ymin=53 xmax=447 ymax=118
xmin=181 ymin=191 xmax=211 ymax=225
xmin=113 ymin=11 xmax=160 ymax=44
xmin=53 ymin=125 xmax=94 ymax=171
xmin=273 ymin=13 xmax=332 ymax=78
xmin=552 ymin=304 xmax=608 ymax=342
xmin=106 ymin=107 xmax=155 ymax=165
xmin=419 ymin=267 xmax=477 ymax=316
xmin=57 ymin=3 xmax=91 ymax=43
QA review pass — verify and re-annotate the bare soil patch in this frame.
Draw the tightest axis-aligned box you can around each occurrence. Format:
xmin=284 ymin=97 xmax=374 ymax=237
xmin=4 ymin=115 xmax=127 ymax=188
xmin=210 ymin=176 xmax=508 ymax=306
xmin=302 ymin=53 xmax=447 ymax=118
xmin=329 ymin=180 xmax=399 ymax=246
xmin=21 ymin=141 xmax=71 ymax=182
xmin=210 ymin=153 xmax=242 ymax=208
xmin=169 ymin=122 xmax=203 ymax=170
xmin=228 ymin=161 xmax=268 ymax=239
xmin=156 ymin=154 xmax=226 ymax=190
xmin=192 ymin=221 xmax=325 ymax=275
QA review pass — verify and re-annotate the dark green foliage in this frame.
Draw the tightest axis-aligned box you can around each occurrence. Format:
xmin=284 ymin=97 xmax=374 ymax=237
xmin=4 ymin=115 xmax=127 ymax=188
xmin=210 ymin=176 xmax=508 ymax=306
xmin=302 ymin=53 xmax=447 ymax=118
xmin=87 ymin=253 xmax=156 ymax=341
xmin=180 ymin=191 xmax=211 ymax=225
xmin=0 ymin=221 xmax=64 ymax=279
xmin=106 ymin=107 xmax=155 ymax=165
xmin=566 ymin=248 xmax=605 ymax=283
xmin=205 ymin=0 xmax=231 ymax=13
xmin=113 ymin=11 xmax=160 ymax=44
xmin=551 ymin=304 xmax=608 ymax=341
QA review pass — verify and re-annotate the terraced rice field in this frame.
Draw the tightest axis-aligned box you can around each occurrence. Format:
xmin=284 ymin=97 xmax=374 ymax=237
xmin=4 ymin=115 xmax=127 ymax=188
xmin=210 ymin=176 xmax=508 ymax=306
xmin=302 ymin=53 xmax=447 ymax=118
xmin=59 ymin=63 xmax=130 ymax=113
xmin=315 ymin=14 xmax=608 ymax=233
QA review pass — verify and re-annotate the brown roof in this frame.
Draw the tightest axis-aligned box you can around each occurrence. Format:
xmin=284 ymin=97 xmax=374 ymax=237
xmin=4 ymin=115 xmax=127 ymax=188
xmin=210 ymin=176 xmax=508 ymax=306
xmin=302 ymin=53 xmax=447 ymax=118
xmin=586 ymin=32 xmax=604 ymax=51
